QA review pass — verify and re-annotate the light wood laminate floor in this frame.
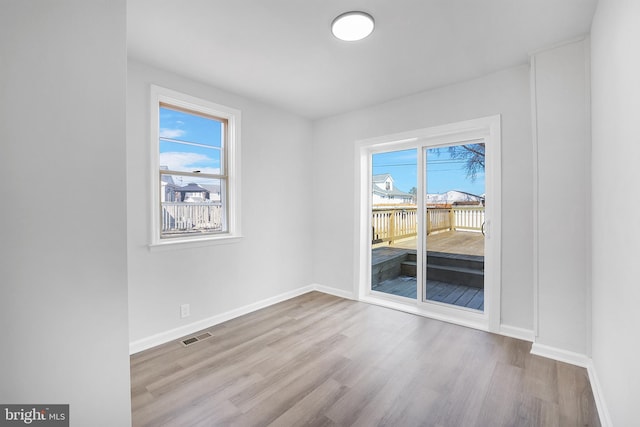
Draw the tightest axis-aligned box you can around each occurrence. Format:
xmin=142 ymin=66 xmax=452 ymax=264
xmin=131 ymin=292 xmax=600 ymax=426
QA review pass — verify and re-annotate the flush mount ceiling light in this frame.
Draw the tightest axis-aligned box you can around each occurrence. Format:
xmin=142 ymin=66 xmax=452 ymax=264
xmin=331 ymin=11 xmax=375 ymax=41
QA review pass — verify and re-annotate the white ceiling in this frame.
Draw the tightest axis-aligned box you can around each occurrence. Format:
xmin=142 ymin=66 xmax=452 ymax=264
xmin=128 ymin=0 xmax=598 ymax=119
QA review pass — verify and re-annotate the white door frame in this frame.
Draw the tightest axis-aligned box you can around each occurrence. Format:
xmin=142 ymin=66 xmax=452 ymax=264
xmin=354 ymin=115 xmax=502 ymax=333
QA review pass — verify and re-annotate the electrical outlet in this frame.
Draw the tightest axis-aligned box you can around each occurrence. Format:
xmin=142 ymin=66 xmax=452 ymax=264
xmin=180 ymin=303 xmax=190 ymax=318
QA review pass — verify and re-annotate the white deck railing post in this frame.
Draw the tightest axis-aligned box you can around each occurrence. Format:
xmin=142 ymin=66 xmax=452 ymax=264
xmin=161 ymin=202 xmax=223 ymax=233
xmin=372 ymin=205 xmax=484 ymax=243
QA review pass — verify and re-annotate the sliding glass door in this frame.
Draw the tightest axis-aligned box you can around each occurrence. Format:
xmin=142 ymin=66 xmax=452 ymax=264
xmin=369 ymin=144 xmax=486 ymax=312
xmin=362 ymin=116 xmax=500 ymax=331
xmin=423 ymin=143 xmax=485 ymax=311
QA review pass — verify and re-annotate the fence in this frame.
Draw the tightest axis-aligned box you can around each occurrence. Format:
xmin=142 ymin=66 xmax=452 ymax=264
xmin=161 ymin=202 xmax=223 ymax=233
xmin=372 ymin=206 xmax=484 ymax=244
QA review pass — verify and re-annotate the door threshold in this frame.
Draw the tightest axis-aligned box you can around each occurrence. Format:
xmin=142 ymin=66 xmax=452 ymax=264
xmin=360 ymin=292 xmax=489 ymax=332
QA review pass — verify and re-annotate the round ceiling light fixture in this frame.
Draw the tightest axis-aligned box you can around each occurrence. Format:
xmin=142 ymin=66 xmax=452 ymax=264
xmin=331 ymin=11 xmax=375 ymax=41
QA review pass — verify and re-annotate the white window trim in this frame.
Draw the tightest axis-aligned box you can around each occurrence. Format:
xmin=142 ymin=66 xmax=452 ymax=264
xmin=149 ymin=85 xmax=242 ymax=249
xmin=354 ymin=115 xmax=502 ymax=333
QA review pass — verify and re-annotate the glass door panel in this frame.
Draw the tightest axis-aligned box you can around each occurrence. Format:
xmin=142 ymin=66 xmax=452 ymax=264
xmin=370 ymin=149 xmax=417 ymax=299
xmin=424 ymin=143 xmax=485 ymax=311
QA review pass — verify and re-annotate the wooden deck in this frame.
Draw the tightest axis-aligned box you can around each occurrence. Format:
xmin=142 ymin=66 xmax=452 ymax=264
xmin=385 ymin=230 xmax=484 ymax=256
xmin=372 ymin=231 xmax=485 ymax=310
xmin=372 ymin=276 xmax=484 ymax=310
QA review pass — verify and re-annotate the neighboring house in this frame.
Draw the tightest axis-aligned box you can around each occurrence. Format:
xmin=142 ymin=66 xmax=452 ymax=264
xmin=160 ymin=165 xmax=220 ymax=202
xmin=176 ymin=182 xmax=210 ymax=202
xmin=160 ymin=168 xmax=180 ymax=202
xmin=372 ymin=174 xmax=414 ymax=205
xmin=426 ymin=190 xmax=484 ymax=207
xmin=201 ymin=184 xmax=221 ymax=202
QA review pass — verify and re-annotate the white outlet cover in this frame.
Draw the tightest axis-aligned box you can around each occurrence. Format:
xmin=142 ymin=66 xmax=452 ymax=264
xmin=180 ymin=304 xmax=190 ymax=318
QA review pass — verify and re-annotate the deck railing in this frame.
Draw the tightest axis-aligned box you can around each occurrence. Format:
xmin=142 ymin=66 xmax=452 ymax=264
xmin=161 ymin=202 xmax=223 ymax=232
xmin=372 ymin=206 xmax=484 ymax=244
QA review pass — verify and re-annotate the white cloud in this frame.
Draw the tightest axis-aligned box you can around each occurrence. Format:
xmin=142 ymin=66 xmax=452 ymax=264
xmin=159 ymin=128 xmax=186 ymax=139
xmin=159 ymin=152 xmax=220 ymax=175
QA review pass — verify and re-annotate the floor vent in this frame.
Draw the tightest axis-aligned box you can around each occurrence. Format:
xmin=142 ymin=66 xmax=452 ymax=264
xmin=181 ymin=331 xmax=213 ymax=347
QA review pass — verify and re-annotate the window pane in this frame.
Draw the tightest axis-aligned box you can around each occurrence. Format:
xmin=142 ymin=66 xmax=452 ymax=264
xmin=424 ymin=144 xmax=485 ymax=311
xmin=159 ymin=140 xmax=222 ymax=175
xmin=160 ymin=106 xmax=223 ymax=148
xmin=371 ymin=149 xmax=417 ymax=300
xmin=160 ymin=175 xmax=226 ymax=238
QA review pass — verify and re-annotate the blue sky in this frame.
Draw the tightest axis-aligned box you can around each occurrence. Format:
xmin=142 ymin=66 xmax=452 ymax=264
xmin=159 ymin=107 xmax=222 ymax=177
xmin=372 ymin=148 xmax=485 ymax=195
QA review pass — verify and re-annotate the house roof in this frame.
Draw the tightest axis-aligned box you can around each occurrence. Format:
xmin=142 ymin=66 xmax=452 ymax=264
xmin=372 ymin=174 xmax=392 ymax=183
xmin=448 ymin=190 xmax=484 ymax=200
xmin=176 ymin=183 xmax=209 ymax=193
xmin=372 ymin=173 xmax=413 ymax=198
xmin=200 ymin=184 xmax=221 ymax=194
xmin=426 ymin=190 xmax=484 ymax=204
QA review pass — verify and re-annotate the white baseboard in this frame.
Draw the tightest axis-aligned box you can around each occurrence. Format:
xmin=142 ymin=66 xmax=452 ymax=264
xmin=129 ymin=284 xmax=314 ymax=354
xmin=312 ymin=283 xmax=355 ymax=300
xmin=530 ymin=342 xmax=590 ymax=367
xmin=129 ymin=284 xmax=356 ymax=354
xmin=585 ymin=359 xmax=612 ymax=427
xmin=499 ymin=324 xmax=535 ymax=342
xmin=530 ymin=343 xmax=611 ymax=426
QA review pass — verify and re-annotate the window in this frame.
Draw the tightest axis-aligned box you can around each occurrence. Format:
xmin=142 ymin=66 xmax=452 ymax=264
xmin=150 ymin=86 xmax=241 ymax=246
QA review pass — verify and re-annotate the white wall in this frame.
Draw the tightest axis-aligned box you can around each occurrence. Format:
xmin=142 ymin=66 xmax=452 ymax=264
xmin=591 ymin=0 xmax=640 ymax=424
xmin=531 ymin=39 xmax=591 ymax=356
xmin=312 ymin=66 xmax=534 ymax=331
xmin=0 ymin=1 xmax=131 ymax=425
xmin=127 ymin=61 xmax=314 ymax=344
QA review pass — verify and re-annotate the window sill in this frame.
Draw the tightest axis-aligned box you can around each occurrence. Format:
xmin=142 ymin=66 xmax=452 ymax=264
xmin=148 ymin=234 xmax=242 ymax=251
